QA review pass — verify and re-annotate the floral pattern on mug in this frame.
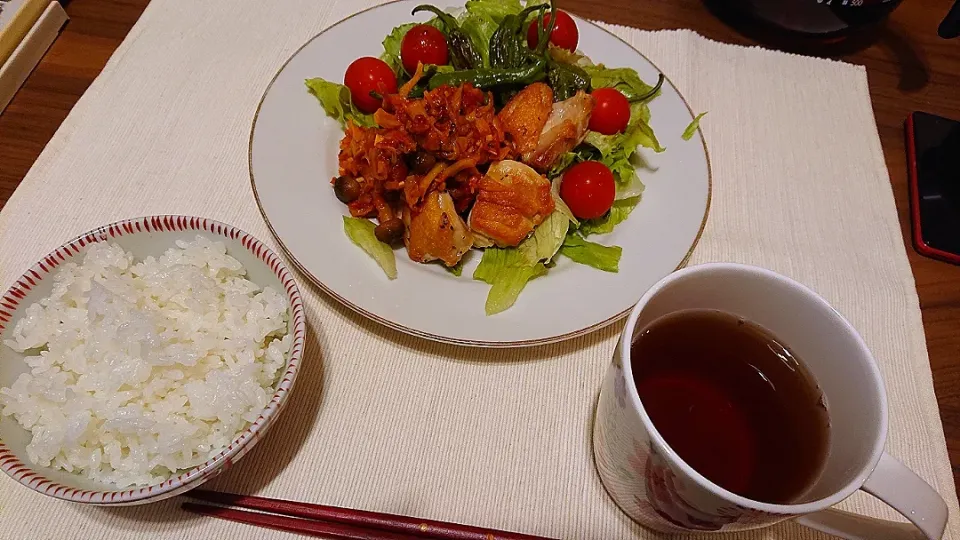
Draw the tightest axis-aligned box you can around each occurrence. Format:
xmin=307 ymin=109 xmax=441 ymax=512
xmin=643 ymin=444 xmax=742 ymax=531
xmin=613 ymin=368 xmax=628 ymax=409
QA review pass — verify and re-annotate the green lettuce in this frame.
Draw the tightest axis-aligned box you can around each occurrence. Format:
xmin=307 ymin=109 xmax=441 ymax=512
xmin=464 ymin=0 xmax=524 ymax=20
xmin=460 ymin=0 xmax=526 ymax=67
xmin=459 ymin=14 xmax=499 ymax=67
xmin=582 ymin=101 xmax=662 ymax=190
xmin=343 ymin=217 xmax=397 ymax=279
xmin=579 ymin=196 xmax=640 ymax=236
xmin=546 ymin=146 xmax=597 ymax=179
xmin=550 ymin=177 xmax=579 ymax=227
xmin=474 ymin=248 xmax=547 ymax=315
xmin=518 ymin=210 xmax=569 ymax=265
xmin=472 ymin=205 xmax=570 ymax=315
xmin=305 ymin=78 xmax=375 ymax=128
xmin=559 ymin=234 xmax=622 ymax=272
xmin=683 ymin=112 xmax=707 ymax=141
xmin=445 ymin=260 xmax=464 ymax=277
xmin=381 ymin=22 xmax=418 ymax=74
xmin=583 ymin=64 xmax=660 ymax=102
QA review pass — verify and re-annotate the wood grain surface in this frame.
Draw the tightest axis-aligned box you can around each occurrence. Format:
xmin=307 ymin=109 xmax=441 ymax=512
xmin=1 ymin=0 xmax=959 ymax=491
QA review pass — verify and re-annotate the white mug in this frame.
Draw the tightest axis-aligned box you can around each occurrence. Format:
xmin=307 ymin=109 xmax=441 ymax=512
xmin=593 ymin=263 xmax=948 ymax=538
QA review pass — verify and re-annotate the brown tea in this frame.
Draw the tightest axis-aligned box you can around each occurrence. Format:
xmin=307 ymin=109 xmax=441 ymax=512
xmin=631 ymin=309 xmax=830 ymax=504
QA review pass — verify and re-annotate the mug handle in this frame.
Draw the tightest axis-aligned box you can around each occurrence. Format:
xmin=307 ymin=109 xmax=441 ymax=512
xmin=795 ymin=453 xmax=948 ymax=540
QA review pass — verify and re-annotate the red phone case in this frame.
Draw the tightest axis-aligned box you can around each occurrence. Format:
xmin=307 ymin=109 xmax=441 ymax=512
xmin=905 ymin=113 xmax=960 ymax=265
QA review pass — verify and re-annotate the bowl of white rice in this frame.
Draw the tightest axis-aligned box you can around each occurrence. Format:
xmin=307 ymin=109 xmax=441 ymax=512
xmin=0 ymin=216 xmax=305 ymax=505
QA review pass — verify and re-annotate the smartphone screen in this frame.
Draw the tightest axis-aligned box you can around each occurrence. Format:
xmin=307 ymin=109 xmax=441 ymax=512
xmin=907 ymin=112 xmax=960 ymax=262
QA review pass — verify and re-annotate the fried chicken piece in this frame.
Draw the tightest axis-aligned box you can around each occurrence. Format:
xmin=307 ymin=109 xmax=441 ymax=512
xmin=527 ymin=90 xmax=594 ymax=171
xmin=498 ymin=82 xmax=553 ymax=161
xmin=403 ymin=191 xmax=474 ymax=266
xmin=468 ymin=160 xmax=555 ymax=248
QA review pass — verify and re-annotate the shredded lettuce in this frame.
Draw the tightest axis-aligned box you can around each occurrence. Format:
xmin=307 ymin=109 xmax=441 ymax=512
xmin=343 ymin=217 xmax=397 ymax=279
xmin=583 ymin=64 xmax=660 ymax=102
xmin=305 ymin=78 xmax=375 ymax=128
xmin=683 ymin=112 xmax=707 ymax=141
xmin=579 ymin=196 xmax=640 ymax=236
xmin=473 ymin=248 xmax=547 ymax=315
xmin=559 ymin=234 xmax=622 ymax=272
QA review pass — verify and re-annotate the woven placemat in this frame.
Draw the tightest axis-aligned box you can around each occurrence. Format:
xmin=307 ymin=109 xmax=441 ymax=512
xmin=0 ymin=1 xmax=955 ymax=538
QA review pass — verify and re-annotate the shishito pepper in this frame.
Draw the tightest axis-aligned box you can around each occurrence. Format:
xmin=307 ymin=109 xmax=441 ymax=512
xmin=427 ymin=58 xmax=548 ymax=90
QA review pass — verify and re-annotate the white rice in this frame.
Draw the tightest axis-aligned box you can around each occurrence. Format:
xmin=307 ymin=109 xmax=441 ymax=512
xmin=0 ymin=236 xmax=290 ymax=488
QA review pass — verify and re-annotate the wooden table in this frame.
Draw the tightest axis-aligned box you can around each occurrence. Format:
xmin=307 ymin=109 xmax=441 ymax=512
xmin=1 ymin=0 xmax=959 ymax=489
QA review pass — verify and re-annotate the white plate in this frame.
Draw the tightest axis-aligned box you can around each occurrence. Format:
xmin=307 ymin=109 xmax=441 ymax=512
xmin=250 ymin=0 xmax=710 ymax=347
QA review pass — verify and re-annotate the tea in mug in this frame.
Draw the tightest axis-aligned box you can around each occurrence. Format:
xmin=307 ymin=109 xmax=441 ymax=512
xmin=631 ymin=309 xmax=830 ymax=504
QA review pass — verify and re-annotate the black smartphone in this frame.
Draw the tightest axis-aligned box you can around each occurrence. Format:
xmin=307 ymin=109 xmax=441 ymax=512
xmin=905 ymin=111 xmax=960 ymax=265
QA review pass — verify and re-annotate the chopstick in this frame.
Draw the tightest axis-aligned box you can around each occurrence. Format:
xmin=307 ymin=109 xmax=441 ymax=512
xmin=183 ymin=502 xmax=422 ymax=540
xmin=183 ymin=490 xmax=558 ymax=540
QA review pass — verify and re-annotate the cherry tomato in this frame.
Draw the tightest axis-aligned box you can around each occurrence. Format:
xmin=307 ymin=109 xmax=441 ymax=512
xmin=344 ymin=57 xmax=398 ymax=114
xmin=589 ymin=88 xmax=631 ymax=135
xmin=401 ymin=24 xmax=449 ymax=75
xmin=526 ymin=10 xmax=579 ymax=52
xmin=560 ymin=161 xmax=616 ymax=220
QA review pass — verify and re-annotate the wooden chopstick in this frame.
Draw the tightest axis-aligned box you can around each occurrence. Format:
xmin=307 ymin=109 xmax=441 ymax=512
xmin=182 ymin=502 xmax=422 ymax=540
xmin=184 ymin=490 xmax=558 ymax=540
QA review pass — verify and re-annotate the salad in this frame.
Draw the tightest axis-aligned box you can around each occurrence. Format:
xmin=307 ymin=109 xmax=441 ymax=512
xmin=306 ymin=0 xmax=671 ymax=315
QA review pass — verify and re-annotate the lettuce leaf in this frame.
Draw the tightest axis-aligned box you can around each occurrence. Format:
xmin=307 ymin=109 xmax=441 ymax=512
xmin=305 ymin=78 xmax=375 ymax=128
xmin=381 ymin=23 xmax=418 ymax=74
xmin=518 ymin=210 xmax=569 ymax=265
xmin=343 ymin=217 xmax=397 ymax=279
xmin=464 ymin=0 xmax=524 ymax=20
xmin=459 ymin=14 xmax=499 ymax=67
xmin=474 ymin=248 xmax=547 ymax=315
xmin=558 ymin=234 xmax=622 ymax=272
xmin=550 ymin=177 xmax=579 ymax=227
xmin=583 ymin=64 xmax=660 ymax=102
xmin=546 ymin=146 xmax=598 ymax=179
xmin=582 ymin=101 xmax=662 ymax=189
xmin=579 ymin=196 xmax=640 ymax=236
xmin=445 ymin=260 xmax=464 ymax=277
xmin=683 ymin=112 xmax=707 ymax=141
xmin=458 ymin=0 xmax=528 ymax=67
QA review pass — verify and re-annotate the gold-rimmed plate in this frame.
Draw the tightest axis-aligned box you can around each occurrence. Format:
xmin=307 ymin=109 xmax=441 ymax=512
xmin=250 ymin=0 xmax=710 ymax=347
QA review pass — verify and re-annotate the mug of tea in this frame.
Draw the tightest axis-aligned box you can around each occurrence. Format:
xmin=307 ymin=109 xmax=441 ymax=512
xmin=593 ymin=263 xmax=948 ymax=538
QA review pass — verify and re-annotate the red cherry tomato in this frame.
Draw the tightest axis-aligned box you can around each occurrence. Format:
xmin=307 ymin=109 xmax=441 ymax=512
xmin=526 ymin=10 xmax=579 ymax=52
xmin=560 ymin=161 xmax=616 ymax=220
xmin=344 ymin=57 xmax=398 ymax=114
xmin=401 ymin=24 xmax=449 ymax=75
xmin=589 ymin=88 xmax=631 ymax=135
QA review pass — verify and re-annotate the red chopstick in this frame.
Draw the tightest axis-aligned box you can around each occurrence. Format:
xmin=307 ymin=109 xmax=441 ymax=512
xmin=183 ymin=490 xmax=557 ymax=540
xmin=182 ymin=502 xmax=422 ymax=540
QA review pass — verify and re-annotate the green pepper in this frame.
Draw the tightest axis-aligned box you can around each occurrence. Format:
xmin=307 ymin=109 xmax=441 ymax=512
xmin=412 ymin=5 xmax=482 ymax=70
xmin=489 ymin=4 xmax=548 ymax=69
xmin=533 ymin=2 xmax=558 ymax=56
xmin=428 ymin=59 xmax=548 ymax=90
xmin=630 ymin=73 xmax=665 ymax=102
xmin=548 ymin=60 xmax=591 ymax=101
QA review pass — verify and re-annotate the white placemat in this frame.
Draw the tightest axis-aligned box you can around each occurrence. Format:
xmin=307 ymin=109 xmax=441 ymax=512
xmin=0 ymin=1 xmax=956 ymax=538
